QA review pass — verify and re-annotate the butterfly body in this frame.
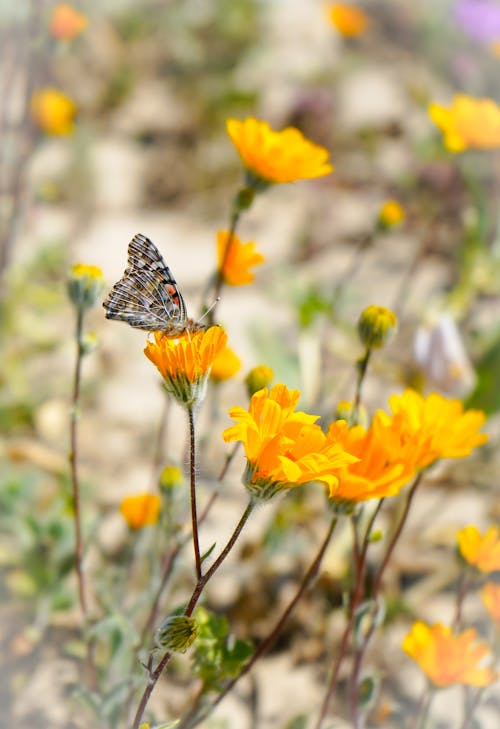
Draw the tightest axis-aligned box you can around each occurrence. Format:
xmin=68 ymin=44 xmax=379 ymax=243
xmin=103 ymin=233 xmax=204 ymax=335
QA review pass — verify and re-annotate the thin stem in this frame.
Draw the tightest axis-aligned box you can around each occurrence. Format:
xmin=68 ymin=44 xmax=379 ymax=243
xmin=69 ymin=307 xmax=87 ymax=618
xmin=131 ymin=498 xmax=256 ymax=729
xmin=409 ymin=685 xmax=434 ymax=729
xmin=453 ymin=569 xmax=472 ymax=631
xmin=181 ymin=513 xmax=339 ymax=729
xmin=188 ymin=406 xmax=202 ymax=581
xmin=207 ymin=207 xmax=241 ymax=325
xmin=354 ymin=347 xmax=371 ymax=414
xmin=459 ymin=687 xmax=484 ymax=729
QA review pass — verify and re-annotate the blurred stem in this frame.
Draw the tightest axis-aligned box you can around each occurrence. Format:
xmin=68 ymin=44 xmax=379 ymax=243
xmin=453 ymin=569 xmax=473 ymax=631
xmin=188 ymin=406 xmax=202 ymax=581
xmin=69 ymin=306 xmax=87 ymax=619
xmin=207 ymin=206 xmax=241 ymax=325
xmin=131 ymin=499 xmax=255 ymax=729
xmin=181 ymin=512 xmax=340 ymax=729
xmin=459 ymin=686 xmax=485 ymax=729
xmin=410 ymin=684 xmax=434 ymax=729
xmin=354 ymin=347 xmax=371 ymax=416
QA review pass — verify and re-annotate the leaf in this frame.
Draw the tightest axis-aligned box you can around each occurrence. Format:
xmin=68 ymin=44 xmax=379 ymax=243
xmin=200 ymin=542 xmax=216 ymax=564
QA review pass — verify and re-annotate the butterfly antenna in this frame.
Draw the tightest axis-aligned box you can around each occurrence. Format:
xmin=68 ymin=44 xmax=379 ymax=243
xmin=198 ymin=297 xmax=220 ymax=324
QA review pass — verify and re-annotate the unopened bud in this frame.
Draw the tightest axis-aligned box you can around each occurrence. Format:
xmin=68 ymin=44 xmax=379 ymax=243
xmin=358 ymin=305 xmax=397 ymax=350
xmin=155 ymin=615 xmax=198 ymax=653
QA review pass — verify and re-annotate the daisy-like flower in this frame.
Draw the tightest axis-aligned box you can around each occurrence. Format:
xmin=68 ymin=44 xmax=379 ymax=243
xmin=402 ymin=621 xmax=497 ymax=687
xmin=429 ymin=94 xmax=500 ymax=152
xmin=378 ymin=199 xmax=405 ymax=228
xmin=457 ymin=525 xmax=500 ymax=573
xmin=217 ymin=230 xmax=264 ymax=286
xmin=481 ymin=582 xmax=500 ymax=623
xmin=326 ymin=417 xmax=416 ymax=502
xmin=120 ymin=493 xmax=161 ymax=530
xmin=326 ymin=3 xmax=369 ymax=37
xmin=50 ymin=4 xmax=88 ymax=40
xmin=226 ymin=118 xmax=333 ymax=185
xmin=223 ymin=384 xmax=357 ymax=500
xmin=210 ymin=344 xmax=241 ymax=383
xmin=31 ymin=88 xmax=77 ymax=135
xmin=145 ymin=326 xmax=227 ymax=408
xmin=374 ymin=389 xmax=488 ymax=472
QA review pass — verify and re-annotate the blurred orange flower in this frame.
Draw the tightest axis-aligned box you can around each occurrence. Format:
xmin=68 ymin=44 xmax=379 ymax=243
xmin=326 ymin=3 xmax=369 ymax=37
xmin=481 ymin=582 xmax=500 ymax=623
xmin=31 ymin=88 xmax=76 ymax=135
xmin=457 ymin=525 xmax=500 ymax=573
xmin=50 ymin=4 xmax=88 ymax=40
xmin=217 ymin=230 xmax=264 ymax=285
xmin=210 ymin=344 xmax=241 ymax=382
xmin=378 ymin=199 xmax=405 ymax=227
xmin=402 ymin=621 xmax=497 ymax=687
xmin=226 ymin=117 xmax=333 ymax=184
xmin=429 ymin=94 xmax=500 ymax=152
xmin=120 ymin=493 xmax=161 ymax=530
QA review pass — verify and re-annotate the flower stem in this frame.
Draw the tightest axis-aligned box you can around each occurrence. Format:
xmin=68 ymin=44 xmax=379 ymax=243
xmin=69 ymin=306 xmax=87 ymax=619
xmin=354 ymin=347 xmax=371 ymax=415
xmin=188 ymin=406 xmax=202 ymax=581
xmin=207 ymin=204 xmax=241 ymax=324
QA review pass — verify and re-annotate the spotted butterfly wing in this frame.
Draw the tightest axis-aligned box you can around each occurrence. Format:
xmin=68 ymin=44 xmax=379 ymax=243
xmin=103 ymin=233 xmax=201 ymax=334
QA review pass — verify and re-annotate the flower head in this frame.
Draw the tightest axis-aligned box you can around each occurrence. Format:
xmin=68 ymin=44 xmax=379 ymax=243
xmin=159 ymin=464 xmax=184 ymax=490
xmin=454 ymin=0 xmax=500 ymax=43
xmin=358 ymin=305 xmax=398 ymax=350
xmin=223 ymin=384 xmax=357 ymax=499
xmin=210 ymin=344 xmax=241 ymax=382
xmin=429 ymin=94 xmax=500 ymax=152
xmin=31 ymin=88 xmax=76 ymax=135
xmin=155 ymin=615 xmax=198 ymax=653
xmin=120 ymin=493 xmax=161 ymax=530
xmin=67 ymin=263 xmax=105 ymax=310
xmin=144 ymin=326 xmax=227 ymax=408
xmin=326 ymin=3 xmax=369 ymax=37
xmin=245 ymin=365 xmax=274 ymax=397
xmin=457 ymin=525 xmax=500 ymax=573
xmin=50 ymin=4 xmax=88 ymax=40
xmin=217 ymin=230 xmax=264 ymax=286
xmin=481 ymin=582 xmax=500 ymax=623
xmin=226 ymin=117 xmax=333 ymax=184
xmin=378 ymin=200 xmax=405 ymax=228
xmin=402 ymin=621 xmax=497 ymax=687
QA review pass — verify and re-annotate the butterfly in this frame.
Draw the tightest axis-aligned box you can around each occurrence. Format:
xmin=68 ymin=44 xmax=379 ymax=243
xmin=103 ymin=233 xmax=204 ymax=335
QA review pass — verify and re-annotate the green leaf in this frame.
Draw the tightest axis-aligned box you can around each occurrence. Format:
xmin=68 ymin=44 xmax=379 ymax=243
xmin=200 ymin=542 xmax=216 ymax=564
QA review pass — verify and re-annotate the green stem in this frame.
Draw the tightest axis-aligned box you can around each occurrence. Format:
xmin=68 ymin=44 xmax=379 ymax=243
xmin=188 ymin=406 xmax=202 ymax=581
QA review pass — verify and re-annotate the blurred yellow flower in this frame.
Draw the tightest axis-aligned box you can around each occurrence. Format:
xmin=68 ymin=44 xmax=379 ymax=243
xmin=217 ymin=230 xmax=264 ymax=286
xmin=144 ymin=326 xmax=227 ymax=407
xmin=31 ymin=88 xmax=76 ymax=135
xmin=210 ymin=344 xmax=241 ymax=382
xmin=457 ymin=525 xmax=500 ymax=573
xmin=245 ymin=365 xmax=274 ymax=397
xmin=159 ymin=464 xmax=184 ymax=490
xmin=378 ymin=199 xmax=405 ymax=227
xmin=50 ymin=4 xmax=88 ymax=40
xmin=358 ymin=305 xmax=398 ymax=349
xmin=402 ymin=621 xmax=497 ymax=687
xmin=67 ymin=262 xmax=105 ymax=310
xmin=120 ymin=493 xmax=161 ymax=530
xmin=226 ymin=117 xmax=333 ymax=184
xmin=223 ymin=384 xmax=357 ymax=499
xmin=429 ymin=94 xmax=500 ymax=152
xmin=326 ymin=3 xmax=369 ymax=37
xmin=481 ymin=582 xmax=500 ymax=623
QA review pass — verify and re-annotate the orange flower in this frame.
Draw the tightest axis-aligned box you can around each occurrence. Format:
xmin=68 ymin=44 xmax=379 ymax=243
xmin=402 ymin=621 xmax=497 ymax=687
xmin=120 ymin=493 xmax=161 ymax=530
xmin=429 ymin=94 xmax=500 ymax=152
xmin=374 ymin=389 xmax=488 ymax=472
xmin=223 ymin=384 xmax=357 ymax=499
xmin=50 ymin=4 xmax=88 ymax=40
xmin=457 ymin=525 xmax=500 ymax=573
xmin=481 ymin=582 xmax=500 ymax=623
xmin=31 ymin=88 xmax=76 ymax=135
xmin=210 ymin=344 xmax=241 ymax=382
xmin=144 ymin=326 xmax=227 ymax=407
xmin=378 ymin=199 xmax=405 ymax=228
xmin=217 ymin=230 xmax=264 ymax=286
xmin=226 ymin=118 xmax=333 ymax=184
xmin=326 ymin=417 xmax=415 ymax=502
xmin=326 ymin=3 xmax=369 ymax=37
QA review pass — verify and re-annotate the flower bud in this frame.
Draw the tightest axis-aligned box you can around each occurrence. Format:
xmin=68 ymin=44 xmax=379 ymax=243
xmin=378 ymin=200 xmax=405 ymax=229
xmin=245 ymin=365 xmax=274 ymax=397
xmin=335 ymin=400 xmax=368 ymax=428
xmin=67 ymin=263 xmax=105 ymax=310
xmin=159 ymin=465 xmax=184 ymax=491
xmin=358 ymin=305 xmax=397 ymax=350
xmin=155 ymin=615 xmax=198 ymax=653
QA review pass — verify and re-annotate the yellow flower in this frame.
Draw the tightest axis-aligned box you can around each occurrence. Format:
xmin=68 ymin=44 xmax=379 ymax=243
xmin=358 ymin=305 xmax=398 ymax=349
xmin=429 ymin=94 xmax=500 ymax=152
xmin=67 ymin=263 xmax=105 ymax=310
xmin=120 ymin=493 xmax=161 ymax=530
xmin=326 ymin=418 xmax=415 ymax=502
xmin=223 ymin=384 xmax=357 ymax=499
xmin=245 ymin=365 xmax=274 ymax=397
xmin=50 ymin=4 xmax=88 ymax=40
xmin=144 ymin=326 xmax=227 ymax=408
xmin=217 ymin=230 xmax=264 ymax=286
xmin=457 ymin=525 xmax=500 ymax=573
xmin=402 ymin=621 xmax=497 ymax=687
xmin=326 ymin=3 xmax=369 ymax=37
xmin=378 ymin=200 xmax=405 ymax=228
xmin=159 ymin=464 xmax=184 ymax=490
xmin=31 ymin=88 xmax=76 ymax=135
xmin=481 ymin=582 xmax=500 ymax=623
xmin=374 ymin=389 xmax=488 ymax=472
xmin=210 ymin=344 xmax=241 ymax=382
xmin=226 ymin=117 xmax=333 ymax=184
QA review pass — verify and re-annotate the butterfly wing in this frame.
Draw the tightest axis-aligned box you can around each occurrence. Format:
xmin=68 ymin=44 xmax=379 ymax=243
xmin=103 ymin=233 xmax=188 ymax=332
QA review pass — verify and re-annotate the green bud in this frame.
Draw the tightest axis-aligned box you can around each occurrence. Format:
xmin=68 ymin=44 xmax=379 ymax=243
xmin=358 ymin=305 xmax=397 ymax=350
xmin=67 ymin=263 xmax=105 ymax=310
xmin=155 ymin=615 xmax=198 ymax=653
xmin=245 ymin=365 xmax=273 ymax=398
